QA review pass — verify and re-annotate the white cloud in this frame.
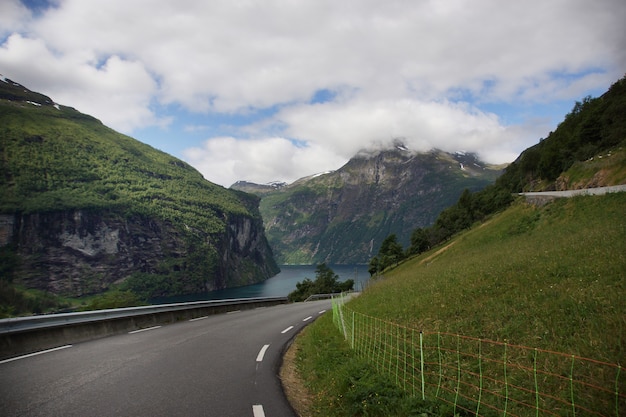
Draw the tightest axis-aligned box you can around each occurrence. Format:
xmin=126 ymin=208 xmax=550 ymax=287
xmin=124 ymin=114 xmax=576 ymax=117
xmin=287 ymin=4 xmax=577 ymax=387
xmin=272 ymin=98 xmax=532 ymax=162
xmin=0 ymin=34 xmax=166 ymax=133
xmin=1 ymin=0 xmax=625 ymax=186
xmin=0 ymin=0 xmax=31 ymax=37
xmin=183 ymin=136 xmax=347 ymax=187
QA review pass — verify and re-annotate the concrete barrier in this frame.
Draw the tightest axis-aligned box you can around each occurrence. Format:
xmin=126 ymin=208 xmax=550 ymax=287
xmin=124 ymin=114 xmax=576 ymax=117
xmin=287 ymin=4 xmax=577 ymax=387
xmin=0 ymin=297 xmax=288 ymax=360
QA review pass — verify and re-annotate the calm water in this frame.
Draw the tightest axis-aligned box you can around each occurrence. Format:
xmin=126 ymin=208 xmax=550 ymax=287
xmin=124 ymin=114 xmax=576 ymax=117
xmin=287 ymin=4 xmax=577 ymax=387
xmin=151 ymin=264 xmax=370 ymax=304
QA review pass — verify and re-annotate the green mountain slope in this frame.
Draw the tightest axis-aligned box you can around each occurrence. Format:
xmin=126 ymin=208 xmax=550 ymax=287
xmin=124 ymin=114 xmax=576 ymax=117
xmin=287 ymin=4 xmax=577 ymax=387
xmin=499 ymin=75 xmax=626 ymax=192
xmin=0 ymin=78 xmax=278 ymax=311
xmin=245 ymin=147 xmax=502 ymax=264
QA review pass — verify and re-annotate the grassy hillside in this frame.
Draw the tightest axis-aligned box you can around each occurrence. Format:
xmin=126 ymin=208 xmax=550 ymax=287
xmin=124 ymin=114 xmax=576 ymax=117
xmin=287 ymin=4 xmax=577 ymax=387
xmin=294 ymin=192 xmax=625 ymax=416
xmin=0 ymin=101 xmax=252 ymax=229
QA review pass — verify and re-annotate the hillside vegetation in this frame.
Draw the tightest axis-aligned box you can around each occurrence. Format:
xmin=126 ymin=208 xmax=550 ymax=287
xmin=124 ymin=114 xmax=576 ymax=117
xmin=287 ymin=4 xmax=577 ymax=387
xmin=296 ymin=193 xmax=626 ymax=416
xmin=0 ymin=79 xmax=278 ymax=314
xmin=0 ymin=100 xmax=252 ymax=228
xmin=292 ymin=77 xmax=626 ymax=416
xmin=400 ymin=76 xmax=626 ymax=254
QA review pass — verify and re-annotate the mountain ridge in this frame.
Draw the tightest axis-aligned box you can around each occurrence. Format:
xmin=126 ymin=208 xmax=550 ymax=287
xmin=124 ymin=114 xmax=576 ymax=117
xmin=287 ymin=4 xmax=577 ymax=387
xmin=233 ymin=146 xmax=503 ymax=264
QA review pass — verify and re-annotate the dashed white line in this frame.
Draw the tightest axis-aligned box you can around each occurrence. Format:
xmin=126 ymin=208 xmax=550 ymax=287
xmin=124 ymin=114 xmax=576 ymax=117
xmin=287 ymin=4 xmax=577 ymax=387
xmin=0 ymin=345 xmax=73 ymax=364
xmin=252 ymin=404 xmax=266 ymax=417
xmin=281 ymin=326 xmax=294 ymax=334
xmin=189 ymin=316 xmax=208 ymax=322
xmin=256 ymin=344 xmax=270 ymax=362
xmin=319 ymin=310 xmax=326 ymax=314
xmin=128 ymin=326 xmax=161 ymax=334
xmin=303 ymin=316 xmax=313 ymax=322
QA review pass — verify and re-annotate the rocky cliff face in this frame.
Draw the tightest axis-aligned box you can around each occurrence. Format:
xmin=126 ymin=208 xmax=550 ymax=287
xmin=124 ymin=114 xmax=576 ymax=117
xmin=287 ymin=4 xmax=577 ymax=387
xmin=0 ymin=208 xmax=277 ymax=297
xmin=246 ymin=146 xmax=503 ymax=264
xmin=0 ymin=77 xmax=279 ymax=300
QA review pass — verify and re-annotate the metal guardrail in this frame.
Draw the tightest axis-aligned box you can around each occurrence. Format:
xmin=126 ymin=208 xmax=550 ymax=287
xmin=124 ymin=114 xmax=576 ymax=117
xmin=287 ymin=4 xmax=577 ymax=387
xmin=304 ymin=291 xmax=358 ymax=302
xmin=0 ymin=296 xmax=288 ymax=335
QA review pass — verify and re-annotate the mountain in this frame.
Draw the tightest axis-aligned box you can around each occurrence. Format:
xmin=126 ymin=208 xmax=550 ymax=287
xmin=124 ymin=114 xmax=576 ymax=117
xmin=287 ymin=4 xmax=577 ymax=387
xmin=233 ymin=145 xmax=503 ymax=264
xmin=0 ymin=77 xmax=279 ymax=303
xmin=230 ymin=180 xmax=287 ymax=195
xmin=497 ymin=75 xmax=626 ymax=193
xmin=415 ymin=75 xmax=626 ymax=256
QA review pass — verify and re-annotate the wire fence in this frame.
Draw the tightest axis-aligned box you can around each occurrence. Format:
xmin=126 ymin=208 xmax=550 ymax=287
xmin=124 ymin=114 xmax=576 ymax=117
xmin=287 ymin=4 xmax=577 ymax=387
xmin=332 ymin=294 xmax=625 ymax=416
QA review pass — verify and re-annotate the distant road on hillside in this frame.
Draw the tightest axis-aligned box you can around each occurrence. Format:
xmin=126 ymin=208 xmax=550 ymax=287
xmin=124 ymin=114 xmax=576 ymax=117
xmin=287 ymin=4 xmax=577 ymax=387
xmin=520 ymin=184 xmax=626 ymax=204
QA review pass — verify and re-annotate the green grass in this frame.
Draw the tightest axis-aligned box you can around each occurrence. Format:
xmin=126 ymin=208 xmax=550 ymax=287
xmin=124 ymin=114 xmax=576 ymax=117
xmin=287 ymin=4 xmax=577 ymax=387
xmin=349 ymin=193 xmax=625 ymax=363
xmin=296 ymin=193 xmax=626 ymax=416
xmin=294 ymin=314 xmax=454 ymax=416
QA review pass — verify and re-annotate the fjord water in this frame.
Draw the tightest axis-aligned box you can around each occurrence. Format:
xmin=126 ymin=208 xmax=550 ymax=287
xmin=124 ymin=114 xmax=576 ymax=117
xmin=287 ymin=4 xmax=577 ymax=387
xmin=151 ymin=264 xmax=370 ymax=304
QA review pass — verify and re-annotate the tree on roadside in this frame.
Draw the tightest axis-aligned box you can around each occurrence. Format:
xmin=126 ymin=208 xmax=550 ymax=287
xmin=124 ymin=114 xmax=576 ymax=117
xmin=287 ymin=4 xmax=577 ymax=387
xmin=288 ymin=263 xmax=354 ymax=302
xmin=369 ymin=234 xmax=406 ymax=276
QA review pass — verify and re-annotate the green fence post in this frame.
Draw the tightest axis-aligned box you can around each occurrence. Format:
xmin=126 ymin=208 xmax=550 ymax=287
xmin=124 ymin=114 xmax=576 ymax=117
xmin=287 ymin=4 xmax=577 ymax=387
xmin=476 ymin=338 xmax=483 ymax=416
xmin=570 ymin=355 xmax=576 ymax=417
xmin=351 ymin=311 xmax=355 ymax=349
xmin=454 ymin=334 xmax=461 ymax=415
xmin=396 ymin=324 xmax=400 ymax=387
xmin=412 ymin=329 xmax=416 ymax=398
xmin=616 ymin=364 xmax=621 ymax=417
xmin=504 ymin=342 xmax=508 ymax=417
xmin=436 ymin=332 xmax=443 ymax=398
xmin=403 ymin=326 xmax=407 ymax=392
xmin=420 ymin=331 xmax=425 ymax=400
xmin=534 ymin=348 xmax=539 ymax=417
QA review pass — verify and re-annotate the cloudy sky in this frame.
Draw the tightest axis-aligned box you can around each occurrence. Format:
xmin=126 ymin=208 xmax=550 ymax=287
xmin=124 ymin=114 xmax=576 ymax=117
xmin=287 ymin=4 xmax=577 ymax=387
xmin=1 ymin=0 xmax=625 ymax=187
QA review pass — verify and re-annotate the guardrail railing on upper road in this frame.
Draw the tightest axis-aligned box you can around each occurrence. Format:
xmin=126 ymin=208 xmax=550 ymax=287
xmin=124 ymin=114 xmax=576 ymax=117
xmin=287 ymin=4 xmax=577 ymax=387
xmin=0 ymin=296 xmax=289 ymax=360
xmin=0 ymin=296 xmax=288 ymax=335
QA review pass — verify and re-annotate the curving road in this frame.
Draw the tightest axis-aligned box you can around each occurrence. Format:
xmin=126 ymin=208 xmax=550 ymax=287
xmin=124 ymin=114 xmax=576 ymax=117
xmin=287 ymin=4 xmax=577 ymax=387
xmin=0 ymin=300 xmax=332 ymax=417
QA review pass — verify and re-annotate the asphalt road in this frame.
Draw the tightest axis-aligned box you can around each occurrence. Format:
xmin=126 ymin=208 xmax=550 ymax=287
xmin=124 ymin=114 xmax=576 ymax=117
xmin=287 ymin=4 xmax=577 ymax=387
xmin=0 ymin=300 xmax=332 ymax=417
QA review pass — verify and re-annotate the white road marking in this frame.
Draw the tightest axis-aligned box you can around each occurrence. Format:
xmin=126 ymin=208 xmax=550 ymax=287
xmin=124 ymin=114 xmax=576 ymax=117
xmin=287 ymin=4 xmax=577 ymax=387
xmin=281 ymin=326 xmax=294 ymax=334
xmin=256 ymin=344 xmax=270 ymax=362
xmin=189 ymin=316 xmax=208 ymax=322
xmin=303 ymin=316 xmax=313 ymax=321
xmin=319 ymin=310 xmax=326 ymax=314
xmin=128 ymin=326 xmax=161 ymax=334
xmin=253 ymin=404 xmax=266 ymax=417
xmin=0 ymin=345 xmax=72 ymax=364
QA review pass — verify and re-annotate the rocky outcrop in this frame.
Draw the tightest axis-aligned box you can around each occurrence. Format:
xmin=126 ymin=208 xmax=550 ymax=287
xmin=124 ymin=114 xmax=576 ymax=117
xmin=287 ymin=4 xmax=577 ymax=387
xmin=1 ymin=209 xmax=278 ymax=297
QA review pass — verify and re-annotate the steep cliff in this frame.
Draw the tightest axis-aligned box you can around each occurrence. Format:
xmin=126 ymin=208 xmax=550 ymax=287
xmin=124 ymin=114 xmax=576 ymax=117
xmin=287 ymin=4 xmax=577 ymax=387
xmin=242 ymin=146 xmax=503 ymax=264
xmin=0 ymin=78 xmax=278 ymax=299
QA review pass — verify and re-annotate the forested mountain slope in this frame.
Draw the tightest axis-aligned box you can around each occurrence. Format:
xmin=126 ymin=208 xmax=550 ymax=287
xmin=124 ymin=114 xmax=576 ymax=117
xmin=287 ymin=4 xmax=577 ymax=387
xmin=236 ymin=146 xmax=502 ymax=264
xmin=0 ymin=77 xmax=278 ymax=311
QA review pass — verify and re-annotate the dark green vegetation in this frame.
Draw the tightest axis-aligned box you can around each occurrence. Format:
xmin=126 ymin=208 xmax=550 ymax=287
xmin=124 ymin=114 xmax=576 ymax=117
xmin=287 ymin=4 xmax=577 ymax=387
xmin=399 ymin=75 xmax=626 ymax=258
xmin=368 ymin=234 xmax=405 ymax=275
xmin=501 ymin=76 xmax=626 ymax=192
xmin=0 ymin=79 xmax=278 ymax=316
xmin=294 ymin=77 xmax=626 ymax=416
xmin=251 ymin=148 xmax=502 ymax=265
xmin=287 ymin=263 xmax=354 ymax=302
xmin=0 ymin=93 xmax=250 ymax=222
